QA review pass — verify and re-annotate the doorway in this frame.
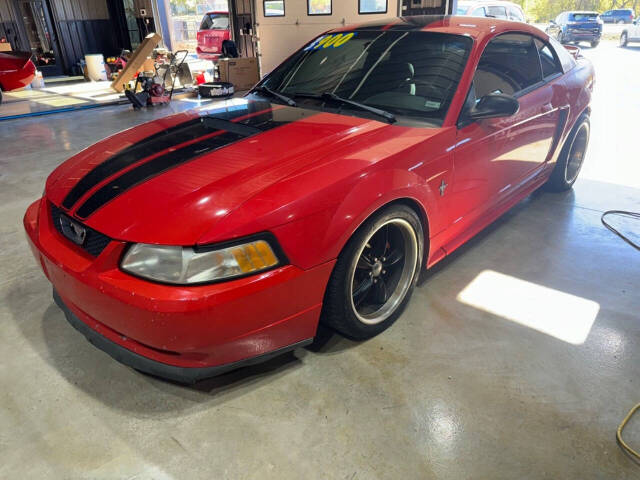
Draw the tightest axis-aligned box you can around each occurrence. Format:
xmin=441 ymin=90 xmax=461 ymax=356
xmin=229 ymin=0 xmax=256 ymax=58
xmin=15 ymin=0 xmax=63 ymax=76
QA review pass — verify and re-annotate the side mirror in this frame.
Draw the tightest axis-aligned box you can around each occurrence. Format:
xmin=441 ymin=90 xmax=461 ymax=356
xmin=469 ymin=93 xmax=520 ymax=120
xmin=549 ymin=19 xmax=556 ymax=25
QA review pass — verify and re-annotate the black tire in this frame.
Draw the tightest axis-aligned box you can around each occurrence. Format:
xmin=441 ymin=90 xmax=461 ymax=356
xmin=617 ymin=19 xmax=625 ymax=24
xmin=545 ymin=114 xmax=590 ymax=192
xmin=620 ymin=32 xmax=628 ymax=47
xmin=0 ymin=89 xmax=2 ymax=105
xmin=557 ymin=32 xmax=565 ymax=44
xmin=591 ymin=40 xmax=600 ymax=48
xmin=321 ymin=204 xmax=424 ymax=340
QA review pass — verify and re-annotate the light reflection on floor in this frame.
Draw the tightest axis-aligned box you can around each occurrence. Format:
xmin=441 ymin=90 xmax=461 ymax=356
xmin=457 ymin=270 xmax=600 ymax=344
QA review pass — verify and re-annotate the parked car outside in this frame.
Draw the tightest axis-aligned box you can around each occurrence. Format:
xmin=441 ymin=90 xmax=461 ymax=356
xmin=24 ymin=16 xmax=595 ymax=383
xmin=547 ymin=11 xmax=602 ymax=47
xmin=0 ymin=51 xmax=36 ymax=104
xmin=196 ymin=10 xmax=230 ymax=60
xmin=601 ymin=9 xmax=634 ymax=24
xmin=456 ymin=0 xmax=526 ymax=22
xmin=620 ymin=17 xmax=640 ymax=46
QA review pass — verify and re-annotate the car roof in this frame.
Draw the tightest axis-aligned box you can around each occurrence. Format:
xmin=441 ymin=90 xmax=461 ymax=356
xmin=204 ymin=11 xmax=228 ymax=15
xmin=332 ymin=15 xmax=545 ymax=41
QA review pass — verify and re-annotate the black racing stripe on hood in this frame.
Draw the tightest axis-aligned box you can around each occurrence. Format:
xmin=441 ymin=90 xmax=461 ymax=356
xmin=75 ymin=131 xmax=244 ymax=219
xmin=74 ymin=103 xmax=318 ymax=219
xmin=62 ymin=107 xmax=268 ymax=210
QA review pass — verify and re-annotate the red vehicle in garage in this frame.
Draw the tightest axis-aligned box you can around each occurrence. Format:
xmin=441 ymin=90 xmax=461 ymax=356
xmin=0 ymin=51 xmax=36 ymax=104
xmin=196 ymin=10 xmax=231 ymax=60
xmin=24 ymin=16 xmax=594 ymax=383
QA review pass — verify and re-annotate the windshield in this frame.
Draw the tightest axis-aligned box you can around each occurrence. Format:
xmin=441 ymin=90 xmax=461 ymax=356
xmin=259 ymin=31 xmax=473 ymax=126
xmin=200 ymin=13 xmax=229 ymax=30
xmin=570 ymin=13 xmax=599 ymax=21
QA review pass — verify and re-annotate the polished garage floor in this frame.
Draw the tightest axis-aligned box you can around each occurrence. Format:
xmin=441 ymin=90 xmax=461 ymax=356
xmin=1 ymin=42 xmax=639 ymax=479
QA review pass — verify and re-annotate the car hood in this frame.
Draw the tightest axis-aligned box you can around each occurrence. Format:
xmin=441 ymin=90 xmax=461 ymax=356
xmin=47 ymin=97 xmax=432 ymax=245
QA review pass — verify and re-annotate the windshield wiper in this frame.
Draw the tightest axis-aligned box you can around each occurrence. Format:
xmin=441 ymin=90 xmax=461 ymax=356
xmin=294 ymin=92 xmax=396 ymax=124
xmin=253 ymin=85 xmax=296 ymax=107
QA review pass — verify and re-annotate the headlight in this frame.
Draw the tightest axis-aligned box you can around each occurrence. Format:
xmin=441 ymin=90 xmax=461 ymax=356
xmin=120 ymin=237 xmax=282 ymax=284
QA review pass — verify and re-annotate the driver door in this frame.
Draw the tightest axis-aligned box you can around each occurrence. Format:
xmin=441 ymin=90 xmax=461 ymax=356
xmin=447 ymin=34 xmax=559 ymax=242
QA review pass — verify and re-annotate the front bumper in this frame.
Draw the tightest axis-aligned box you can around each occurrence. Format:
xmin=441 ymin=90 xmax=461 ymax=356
xmin=25 ymin=198 xmax=334 ymax=382
xmin=53 ymin=289 xmax=312 ymax=383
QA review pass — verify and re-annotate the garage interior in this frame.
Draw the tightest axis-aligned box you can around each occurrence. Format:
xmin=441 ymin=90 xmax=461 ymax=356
xmin=1 ymin=1 xmax=640 ymax=479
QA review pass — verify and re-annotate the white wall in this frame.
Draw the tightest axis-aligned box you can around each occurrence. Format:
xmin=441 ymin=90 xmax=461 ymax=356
xmin=256 ymin=0 xmax=400 ymax=75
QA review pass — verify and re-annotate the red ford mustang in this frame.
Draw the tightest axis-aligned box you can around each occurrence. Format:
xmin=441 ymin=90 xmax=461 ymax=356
xmin=24 ymin=16 xmax=594 ymax=383
xmin=0 ymin=51 xmax=36 ymax=104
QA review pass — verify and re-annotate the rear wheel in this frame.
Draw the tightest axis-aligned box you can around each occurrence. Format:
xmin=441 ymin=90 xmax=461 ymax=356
xmin=620 ymin=32 xmax=628 ymax=47
xmin=617 ymin=19 xmax=625 ymax=24
xmin=321 ymin=204 xmax=423 ymax=340
xmin=545 ymin=114 xmax=590 ymax=192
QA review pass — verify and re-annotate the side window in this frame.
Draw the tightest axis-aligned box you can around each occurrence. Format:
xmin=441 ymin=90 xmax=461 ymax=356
xmin=200 ymin=15 xmax=212 ymax=30
xmin=487 ymin=6 xmax=507 ymax=19
xmin=508 ymin=7 xmax=525 ymax=22
xmin=535 ymin=39 xmax=562 ymax=79
xmin=471 ymin=7 xmax=486 ymax=17
xmin=473 ymin=33 xmax=543 ymax=98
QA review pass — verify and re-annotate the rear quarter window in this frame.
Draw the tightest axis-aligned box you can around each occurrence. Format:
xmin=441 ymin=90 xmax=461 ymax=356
xmin=548 ymin=36 xmax=576 ymax=73
xmin=535 ymin=39 xmax=563 ymax=79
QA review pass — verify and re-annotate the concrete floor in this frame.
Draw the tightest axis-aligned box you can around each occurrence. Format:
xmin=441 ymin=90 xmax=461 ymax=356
xmin=1 ymin=41 xmax=639 ymax=479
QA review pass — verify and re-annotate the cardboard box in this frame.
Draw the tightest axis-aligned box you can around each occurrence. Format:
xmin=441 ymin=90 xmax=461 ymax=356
xmin=111 ymin=32 xmax=162 ymax=92
xmin=0 ymin=42 xmax=12 ymax=52
xmin=218 ymin=57 xmax=259 ymax=91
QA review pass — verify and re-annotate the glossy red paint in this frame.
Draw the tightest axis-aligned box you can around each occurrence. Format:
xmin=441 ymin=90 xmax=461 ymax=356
xmin=0 ymin=52 xmax=36 ymax=92
xmin=25 ymin=17 xmax=594 ymax=379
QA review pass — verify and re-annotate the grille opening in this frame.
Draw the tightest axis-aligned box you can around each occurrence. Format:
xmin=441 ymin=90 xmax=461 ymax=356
xmin=50 ymin=203 xmax=111 ymax=257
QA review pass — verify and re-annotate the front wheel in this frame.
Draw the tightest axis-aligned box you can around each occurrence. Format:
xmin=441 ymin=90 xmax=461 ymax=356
xmin=620 ymin=32 xmax=628 ymax=47
xmin=591 ymin=40 xmax=600 ymax=48
xmin=545 ymin=115 xmax=590 ymax=192
xmin=321 ymin=204 xmax=424 ymax=340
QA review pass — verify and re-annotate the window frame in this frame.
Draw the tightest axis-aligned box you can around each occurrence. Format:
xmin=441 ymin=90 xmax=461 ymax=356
xmin=263 ymin=0 xmax=285 ymax=17
xmin=535 ymin=39 xmax=564 ymax=81
xmin=471 ymin=6 xmax=486 ymax=17
xmin=307 ymin=0 xmax=332 ymax=16
xmin=358 ymin=0 xmax=388 ymax=15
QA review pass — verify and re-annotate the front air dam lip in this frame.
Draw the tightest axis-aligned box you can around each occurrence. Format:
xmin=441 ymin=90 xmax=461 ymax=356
xmin=53 ymin=289 xmax=313 ymax=384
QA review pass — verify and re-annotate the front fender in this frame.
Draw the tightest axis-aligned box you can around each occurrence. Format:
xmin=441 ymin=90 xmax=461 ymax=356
xmin=271 ymin=168 xmax=440 ymax=269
